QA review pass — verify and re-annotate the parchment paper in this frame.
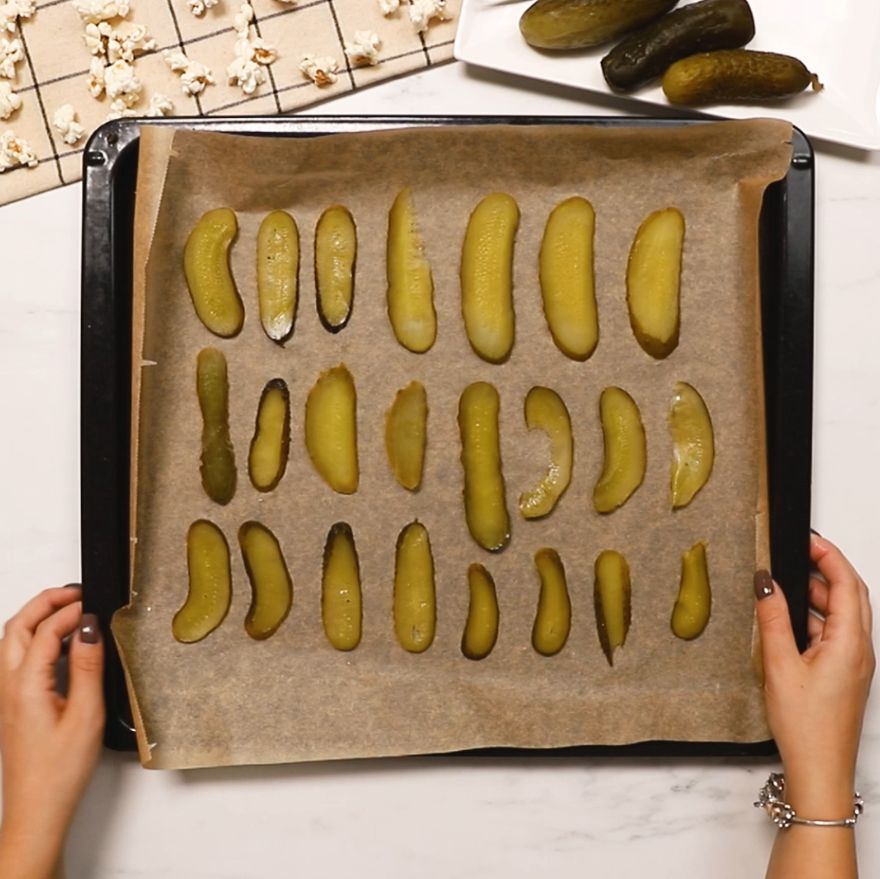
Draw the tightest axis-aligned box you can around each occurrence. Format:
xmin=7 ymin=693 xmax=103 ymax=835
xmin=113 ymin=120 xmax=793 ymax=770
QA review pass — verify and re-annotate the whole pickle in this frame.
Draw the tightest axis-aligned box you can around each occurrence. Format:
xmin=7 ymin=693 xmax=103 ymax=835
xmin=602 ymin=0 xmax=755 ymax=91
xmin=662 ymin=49 xmax=822 ymax=105
xmin=520 ymin=0 xmax=677 ymax=50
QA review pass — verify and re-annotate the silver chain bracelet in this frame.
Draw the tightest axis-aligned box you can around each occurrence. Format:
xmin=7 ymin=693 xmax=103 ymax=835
xmin=755 ymin=772 xmax=864 ymax=830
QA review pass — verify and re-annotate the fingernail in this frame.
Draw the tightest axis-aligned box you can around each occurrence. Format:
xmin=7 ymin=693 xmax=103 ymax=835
xmin=810 ymin=528 xmax=822 ymax=537
xmin=754 ymin=570 xmax=774 ymax=600
xmin=80 ymin=613 xmax=100 ymax=644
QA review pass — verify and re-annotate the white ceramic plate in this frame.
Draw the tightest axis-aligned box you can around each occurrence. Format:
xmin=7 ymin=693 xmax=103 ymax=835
xmin=454 ymin=0 xmax=880 ymax=150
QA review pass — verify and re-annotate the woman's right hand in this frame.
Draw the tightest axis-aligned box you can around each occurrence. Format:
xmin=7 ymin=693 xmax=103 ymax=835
xmin=755 ymin=534 xmax=875 ymax=818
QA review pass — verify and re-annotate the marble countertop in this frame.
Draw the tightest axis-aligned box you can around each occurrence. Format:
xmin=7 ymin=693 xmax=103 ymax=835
xmin=1 ymin=60 xmax=878 ymax=878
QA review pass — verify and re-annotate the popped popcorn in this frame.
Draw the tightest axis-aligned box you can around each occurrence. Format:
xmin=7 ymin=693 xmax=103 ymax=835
xmin=378 ymin=0 xmax=399 ymax=15
xmin=145 ymin=92 xmax=173 ymax=117
xmin=74 ymin=0 xmax=131 ymax=24
xmin=408 ymin=0 xmax=450 ymax=33
xmin=0 ymin=80 xmax=20 ymax=120
xmin=0 ymin=36 xmax=23 ymax=79
xmin=84 ymin=20 xmax=155 ymax=63
xmin=227 ymin=54 xmax=265 ymax=95
xmin=187 ymin=0 xmax=219 ymax=15
xmin=52 ymin=104 xmax=86 ymax=145
xmin=0 ymin=128 xmax=37 ymax=171
xmin=103 ymin=58 xmax=141 ymax=107
xmin=105 ymin=96 xmax=136 ymax=119
xmin=87 ymin=56 xmax=105 ymax=97
xmin=344 ymin=31 xmax=381 ymax=67
xmin=227 ymin=3 xmax=277 ymax=95
xmin=300 ymin=54 xmax=338 ymax=87
xmin=164 ymin=50 xmax=215 ymax=97
xmin=0 ymin=0 xmax=35 ymax=34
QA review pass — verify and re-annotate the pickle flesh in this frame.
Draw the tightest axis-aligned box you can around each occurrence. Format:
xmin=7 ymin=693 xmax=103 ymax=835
xmin=520 ymin=0 xmax=677 ymax=50
xmin=662 ymin=49 xmax=822 ymax=106
xmin=602 ymin=0 xmax=756 ymax=92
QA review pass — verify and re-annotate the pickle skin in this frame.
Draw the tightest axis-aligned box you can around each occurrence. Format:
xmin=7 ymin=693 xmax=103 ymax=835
xmin=184 ymin=208 xmax=244 ymax=338
xmin=520 ymin=0 xmax=677 ymax=50
xmin=669 ymin=381 xmax=715 ymax=509
xmin=531 ymin=548 xmax=571 ymax=657
xmin=458 ymin=382 xmax=511 ymax=553
xmin=239 ymin=521 xmax=293 ymax=641
xmin=662 ymin=49 xmax=822 ymax=106
xmin=671 ymin=541 xmax=711 ymax=640
xmin=626 ymin=207 xmax=685 ymax=359
xmin=248 ymin=378 xmax=290 ymax=493
xmin=462 ymin=564 xmax=500 ymax=660
xmin=539 ymin=196 xmax=599 ymax=361
xmin=461 ymin=193 xmax=519 ymax=364
xmin=593 ymin=387 xmax=646 ymax=514
xmin=256 ymin=209 xmax=299 ymax=344
xmin=594 ymin=550 xmax=631 ymax=666
xmin=197 ymin=347 xmax=236 ymax=506
xmin=393 ymin=521 xmax=436 ymax=653
xmin=602 ymin=0 xmax=756 ymax=92
xmin=518 ymin=386 xmax=573 ymax=520
xmin=385 ymin=380 xmax=428 ymax=491
xmin=322 ymin=522 xmax=362 ymax=651
xmin=315 ymin=205 xmax=356 ymax=333
xmin=173 ymin=520 xmax=232 ymax=644
xmin=304 ymin=364 xmax=359 ymax=494
xmin=387 ymin=188 xmax=437 ymax=354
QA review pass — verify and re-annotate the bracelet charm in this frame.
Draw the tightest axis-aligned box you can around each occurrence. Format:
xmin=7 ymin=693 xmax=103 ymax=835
xmin=754 ymin=772 xmax=863 ymax=830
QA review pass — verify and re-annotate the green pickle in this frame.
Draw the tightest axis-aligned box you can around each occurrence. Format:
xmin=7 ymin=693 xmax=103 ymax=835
xmin=602 ymin=0 xmax=756 ymax=92
xmin=662 ymin=49 xmax=822 ymax=105
xmin=197 ymin=347 xmax=236 ymax=505
xmin=520 ymin=0 xmax=676 ymax=50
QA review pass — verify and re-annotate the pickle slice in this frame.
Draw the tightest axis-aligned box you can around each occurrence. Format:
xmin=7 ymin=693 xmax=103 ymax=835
xmin=518 ymin=386 xmax=573 ymax=520
xmin=322 ymin=522 xmax=362 ymax=651
xmin=593 ymin=387 xmax=646 ymax=514
xmin=594 ymin=550 xmax=631 ymax=666
xmin=461 ymin=564 xmax=499 ymax=661
xmin=458 ymin=382 xmax=510 ymax=552
xmin=627 ymin=207 xmax=685 ymax=360
xmin=393 ymin=521 xmax=436 ymax=653
xmin=315 ymin=205 xmax=356 ymax=333
xmin=531 ymin=548 xmax=571 ymax=657
xmin=256 ymin=209 xmax=299 ymax=344
xmin=248 ymin=378 xmax=290 ymax=493
xmin=173 ymin=520 xmax=232 ymax=644
xmin=539 ymin=196 xmax=598 ymax=361
xmin=197 ymin=347 xmax=236 ymax=505
xmin=671 ymin=541 xmax=711 ymax=640
xmin=387 ymin=188 xmax=437 ymax=353
xmin=385 ymin=380 xmax=428 ymax=491
xmin=669 ymin=381 xmax=715 ymax=509
xmin=184 ymin=208 xmax=244 ymax=338
xmin=461 ymin=193 xmax=519 ymax=364
xmin=239 ymin=521 xmax=292 ymax=641
xmin=304 ymin=364 xmax=358 ymax=494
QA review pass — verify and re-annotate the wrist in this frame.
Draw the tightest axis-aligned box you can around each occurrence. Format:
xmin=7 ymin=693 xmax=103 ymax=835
xmin=782 ymin=771 xmax=858 ymax=822
xmin=0 ymin=819 xmax=65 ymax=879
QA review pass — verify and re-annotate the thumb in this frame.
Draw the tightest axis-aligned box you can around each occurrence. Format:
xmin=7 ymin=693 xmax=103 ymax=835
xmin=65 ymin=613 xmax=105 ymax=728
xmin=754 ymin=570 xmax=798 ymax=672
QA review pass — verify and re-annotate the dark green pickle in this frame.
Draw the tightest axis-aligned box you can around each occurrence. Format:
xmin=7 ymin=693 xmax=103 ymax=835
xmin=601 ymin=0 xmax=755 ymax=92
xmin=197 ymin=347 xmax=237 ymax=505
xmin=662 ymin=49 xmax=822 ymax=105
xmin=520 ymin=0 xmax=677 ymax=50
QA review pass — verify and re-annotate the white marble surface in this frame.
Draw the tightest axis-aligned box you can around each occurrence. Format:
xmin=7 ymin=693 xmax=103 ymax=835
xmin=1 ymin=60 xmax=879 ymax=878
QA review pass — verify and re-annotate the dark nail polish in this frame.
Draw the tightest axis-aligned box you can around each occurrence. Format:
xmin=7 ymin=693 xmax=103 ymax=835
xmin=810 ymin=528 xmax=822 ymax=537
xmin=754 ymin=570 xmax=774 ymax=600
xmin=80 ymin=613 xmax=100 ymax=644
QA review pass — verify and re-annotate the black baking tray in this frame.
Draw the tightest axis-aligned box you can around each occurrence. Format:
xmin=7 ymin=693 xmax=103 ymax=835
xmin=80 ymin=115 xmax=813 ymax=756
